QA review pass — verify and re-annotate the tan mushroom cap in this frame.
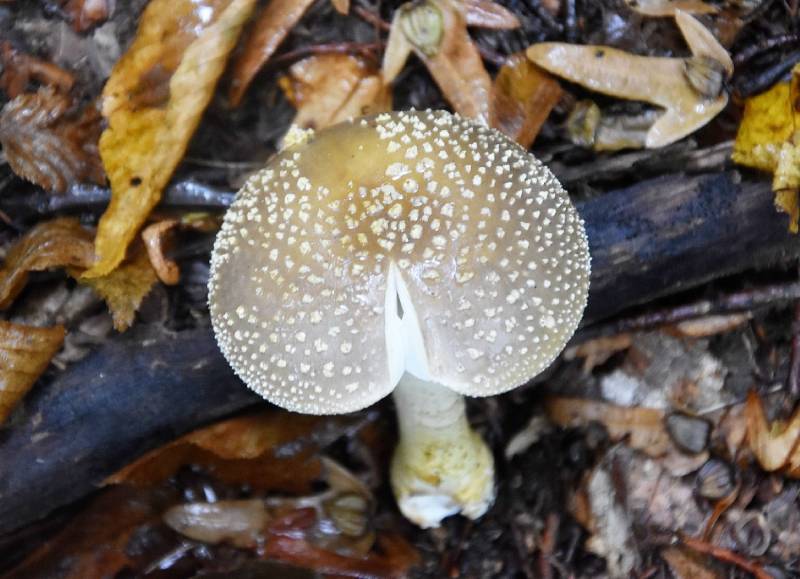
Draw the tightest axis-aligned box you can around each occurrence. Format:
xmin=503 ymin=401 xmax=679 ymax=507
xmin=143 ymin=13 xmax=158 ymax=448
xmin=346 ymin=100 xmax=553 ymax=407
xmin=209 ymin=110 xmax=590 ymax=414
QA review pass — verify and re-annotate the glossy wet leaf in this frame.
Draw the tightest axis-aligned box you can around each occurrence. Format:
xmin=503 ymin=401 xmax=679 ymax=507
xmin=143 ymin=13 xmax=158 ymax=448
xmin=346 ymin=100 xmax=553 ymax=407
xmin=527 ymin=11 xmax=731 ymax=148
xmin=623 ymin=0 xmax=717 ymax=17
xmin=732 ymin=63 xmax=800 ymax=233
xmin=280 ymin=54 xmax=392 ymax=130
xmin=0 ymin=320 xmax=64 ymax=424
xmin=228 ymin=0 xmax=317 ymax=106
xmin=490 ymin=54 xmax=561 ymax=147
xmin=0 ymin=217 xmax=95 ymax=309
xmin=383 ymin=0 xmax=497 ymax=124
xmin=86 ymin=0 xmax=257 ymax=278
xmin=0 ymin=88 xmax=104 ymax=193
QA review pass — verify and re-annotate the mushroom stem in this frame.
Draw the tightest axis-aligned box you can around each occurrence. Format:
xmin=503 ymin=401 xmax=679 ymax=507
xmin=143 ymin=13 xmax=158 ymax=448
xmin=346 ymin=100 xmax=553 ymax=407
xmin=390 ymin=373 xmax=495 ymax=528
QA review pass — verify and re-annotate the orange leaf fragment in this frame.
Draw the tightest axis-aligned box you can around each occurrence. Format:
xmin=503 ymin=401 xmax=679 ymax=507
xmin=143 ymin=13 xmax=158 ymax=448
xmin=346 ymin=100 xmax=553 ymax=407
xmin=527 ymin=11 xmax=731 ymax=148
xmin=78 ymin=242 xmax=158 ymax=331
xmin=141 ymin=219 xmax=181 ymax=285
xmin=744 ymin=390 xmax=800 ymax=475
xmin=0 ymin=41 xmax=75 ymax=98
xmin=0 ymin=320 xmax=64 ymax=424
xmin=106 ymin=411 xmax=327 ymax=493
xmin=280 ymin=54 xmax=392 ymax=130
xmin=545 ymin=396 xmax=672 ymax=457
xmin=0 ymin=217 xmax=95 ymax=309
xmin=383 ymin=0 xmax=494 ymax=124
xmin=228 ymin=0 xmax=317 ymax=107
xmin=0 ymin=88 xmax=104 ymax=193
xmin=86 ymin=0 xmax=257 ymax=278
xmin=491 ymin=54 xmax=562 ymax=147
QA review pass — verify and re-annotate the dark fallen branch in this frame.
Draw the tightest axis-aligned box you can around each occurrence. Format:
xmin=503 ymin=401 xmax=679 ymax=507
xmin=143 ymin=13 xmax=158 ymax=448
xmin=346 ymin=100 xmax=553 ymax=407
xmin=0 ymin=170 xmax=797 ymax=534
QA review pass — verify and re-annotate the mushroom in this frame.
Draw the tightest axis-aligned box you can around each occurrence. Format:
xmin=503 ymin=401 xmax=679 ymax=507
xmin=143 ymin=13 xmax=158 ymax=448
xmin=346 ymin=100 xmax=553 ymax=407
xmin=208 ymin=110 xmax=590 ymax=527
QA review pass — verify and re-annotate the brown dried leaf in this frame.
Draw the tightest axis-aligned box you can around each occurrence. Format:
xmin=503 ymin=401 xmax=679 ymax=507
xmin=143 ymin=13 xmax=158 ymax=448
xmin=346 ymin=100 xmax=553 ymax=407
xmin=141 ymin=219 xmax=180 ymax=285
xmin=745 ymin=391 xmax=800 ymax=475
xmin=545 ymin=396 xmax=672 ymax=457
xmin=0 ymin=88 xmax=104 ymax=193
xmin=624 ymin=0 xmax=718 ymax=17
xmin=383 ymin=0 xmax=493 ymax=124
xmin=78 ymin=242 xmax=158 ymax=331
xmin=662 ymin=547 xmax=721 ymax=579
xmin=0 ymin=218 xmax=95 ymax=309
xmin=107 ymin=411 xmax=327 ymax=493
xmin=228 ymin=0 xmax=317 ymax=107
xmin=527 ymin=12 xmax=730 ymax=148
xmin=490 ymin=54 xmax=562 ymax=147
xmin=85 ymin=0 xmax=257 ymax=278
xmin=564 ymin=333 xmax=632 ymax=373
xmin=331 ymin=0 xmax=350 ymax=14
xmin=280 ymin=54 xmax=391 ymax=130
xmin=0 ymin=320 xmax=64 ymax=424
xmin=0 ymin=41 xmax=75 ymax=97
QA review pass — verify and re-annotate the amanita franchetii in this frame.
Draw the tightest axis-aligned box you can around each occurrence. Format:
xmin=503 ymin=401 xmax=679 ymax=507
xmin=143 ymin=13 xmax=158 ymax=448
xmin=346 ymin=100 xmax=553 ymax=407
xmin=208 ymin=110 xmax=590 ymax=528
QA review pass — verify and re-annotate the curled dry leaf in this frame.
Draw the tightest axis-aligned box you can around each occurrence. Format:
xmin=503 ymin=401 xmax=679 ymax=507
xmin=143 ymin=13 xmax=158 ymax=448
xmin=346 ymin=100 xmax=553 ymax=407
xmin=564 ymin=333 xmax=633 ymax=373
xmin=732 ymin=63 xmax=800 ymax=233
xmin=86 ymin=0 xmax=257 ymax=278
xmin=106 ymin=411 xmax=327 ymax=493
xmin=545 ymin=395 xmax=673 ymax=457
xmin=0 ymin=88 xmax=104 ymax=193
xmin=527 ymin=11 xmax=731 ymax=148
xmin=383 ymin=0 xmax=494 ymax=124
xmin=0 ymin=41 xmax=75 ymax=98
xmin=78 ymin=242 xmax=158 ymax=331
xmin=280 ymin=54 xmax=392 ymax=130
xmin=141 ymin=219 xmax=180 ymax=285
xmin=490 ymin=54 xmax=562 ymax=148
xmin=745 ymin=391 xmax=800 ymax=476
xmin=228 ymin=0 xmax=317 ymax=107
xmin=624 ymin=0 xmax=718 ymax=17
xmin=0 ymin=320 xmax=64 ymax=424
xmin=0 ymin=217 xmax=95 ymax=309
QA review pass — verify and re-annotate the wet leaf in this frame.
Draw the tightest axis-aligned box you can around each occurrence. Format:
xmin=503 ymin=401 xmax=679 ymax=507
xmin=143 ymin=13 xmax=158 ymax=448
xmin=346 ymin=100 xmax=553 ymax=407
xmin=77 ymin=242 xmax=158 ymax=331
xmin=0 ymin=88 xmax=104 ymax=193
xmin=744 ymin=391 xmax=800 ymax=476
xmin=0 ymin=320 xmax=64 ymax=424
xmin=383 ymin=0 xmax=494 ymax=124
xmin=527 ymin=11 xmax=731 ymax=148
xmin=164 ymin=499 xmax=269 ymax=548
xmin=107 ymin=411 xmax=327 ymax=493
xmin=624 ymin=0 xmax=718 ymax=17
xmin=86 ymin=0 xmax=257 ymax=278
xmin=732 ymin=63 xmax=800 ymax=233
xmin=279 ymin=54 xmax=392 ymax=130
xmin=490 ymin=54 xmax=561 ymax=147
xmin=545 ymin=396 xmax=673 ymax=457
xmin=0 ymin=218 xmax=95 ymax=309
xmin=228 ymin=0 xmax=317 ymax=107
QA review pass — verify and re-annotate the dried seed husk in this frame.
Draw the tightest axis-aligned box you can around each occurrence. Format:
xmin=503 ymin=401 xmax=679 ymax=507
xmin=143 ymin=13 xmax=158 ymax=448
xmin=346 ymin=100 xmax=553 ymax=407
xmin=399 ymin=1 xmax=444 ymax=57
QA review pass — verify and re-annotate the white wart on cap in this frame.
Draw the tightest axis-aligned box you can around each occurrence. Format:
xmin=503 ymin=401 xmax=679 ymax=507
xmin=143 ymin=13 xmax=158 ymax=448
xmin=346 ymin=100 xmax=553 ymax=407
xmin=208 ymin=110 xmax=590 ymax=414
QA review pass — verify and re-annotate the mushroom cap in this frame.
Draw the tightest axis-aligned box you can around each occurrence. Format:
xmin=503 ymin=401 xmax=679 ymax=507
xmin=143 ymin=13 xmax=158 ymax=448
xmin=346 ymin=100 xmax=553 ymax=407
xmin=208 ymin=110 xmax=590 ymax=414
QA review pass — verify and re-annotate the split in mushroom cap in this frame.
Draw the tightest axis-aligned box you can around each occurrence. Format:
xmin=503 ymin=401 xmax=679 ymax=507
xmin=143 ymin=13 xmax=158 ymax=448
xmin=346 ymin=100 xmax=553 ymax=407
xmin=208 ymin=110 xmax=590 ymax=414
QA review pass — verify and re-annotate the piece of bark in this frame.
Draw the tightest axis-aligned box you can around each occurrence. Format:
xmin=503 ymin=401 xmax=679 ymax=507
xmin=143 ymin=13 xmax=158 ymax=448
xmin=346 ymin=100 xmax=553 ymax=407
xmin=0 ymin=171 xmax=797 ymax=534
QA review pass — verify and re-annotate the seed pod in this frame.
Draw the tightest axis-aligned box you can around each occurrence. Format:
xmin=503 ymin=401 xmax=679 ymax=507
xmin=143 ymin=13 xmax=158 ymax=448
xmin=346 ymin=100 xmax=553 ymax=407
xmin=399 ymin=1 xmax=444 ymax=57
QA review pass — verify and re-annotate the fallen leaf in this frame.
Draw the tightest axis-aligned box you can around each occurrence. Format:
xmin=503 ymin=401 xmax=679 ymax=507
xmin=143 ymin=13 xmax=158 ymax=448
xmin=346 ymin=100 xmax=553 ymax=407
xmin=744 ymin=390 xmax=800 ymax=476
xmin=280 ymin=54 xmax=392 ymax=130
xmin=228 ymin=0 xmax=317 ymax=107
xmin=383 ymin=0 xmax=494 ymax=124
xmin=490 ymin=54 xmax=562 ymax=147
xmin=0 ymin=41 xmax=75 ymax=97
xmin=0 ymin=320 xmax=64 ymax=424
xmin=0 ymin=218 xmax=95 ymax=309
xmin=58 ymin=0 xmax=111 ymax=33
xmin=624 ymin=0 xmax=718 ymax=17
xmin=86 ymin=0 xmax=257 ymax=278
xmin=77 ymin=242 xmax=158 ymax=331
xmin=0 ymin=88 xmax=104 ymax=193
xmin=461 ymin=0 xmax=521 ymax=28
xmin=563 ymin=333 xmax=633 ymax=373
xmin=331 ymin=0 xmax=350 ymax=14
xmin=545 ymin=396 xmax=673 ymax=457
xmin=527 ymin=11 xmax=731 ymax=148
xmin=670 ymin=313 xmax=751 ymax=338
xmin=107 ymin=411 xmax=328 ymax=493
xmin=732 ymin=63 xmax=800 ymax=233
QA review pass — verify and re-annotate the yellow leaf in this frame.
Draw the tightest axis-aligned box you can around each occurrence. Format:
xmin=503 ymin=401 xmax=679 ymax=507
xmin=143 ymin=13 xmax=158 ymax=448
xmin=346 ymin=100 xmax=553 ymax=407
xmin=85 ymin=0 xmax=257 ymax=278
xmin=78 ymin=243 xmax=158 ymax=331
xmin=732 ymin=63 xmax=800 ymax=232
xmin=0 ymin=320 xmax=64 ymax=424
xmin=744 ymin=390 xmax=800 ymax=474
